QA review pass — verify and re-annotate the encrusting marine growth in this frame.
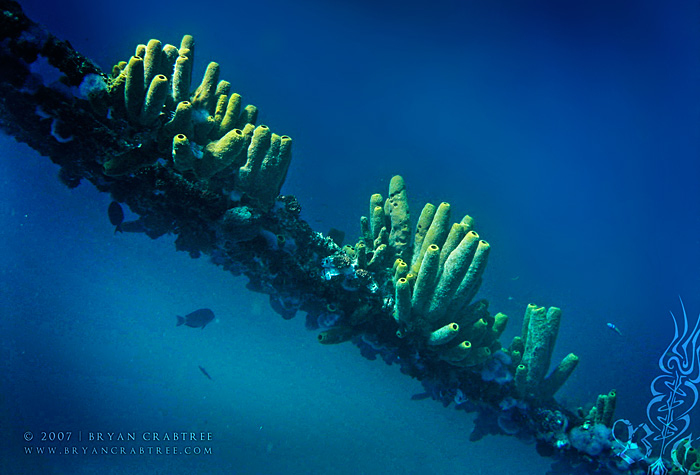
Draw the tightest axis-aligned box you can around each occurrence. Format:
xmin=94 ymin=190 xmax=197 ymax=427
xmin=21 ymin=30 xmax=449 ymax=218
xmin=101 ymin=35 xmax=292 ymax=211
xmin=514 ymin=304 xmax=580 ymax=400
xmin=0 ymin=2 xmax=654 ymax=472
xmin=322 ymin=175 xmax=577 ymax=390
xmin=339 ymin=176 xmax=552 ymax=373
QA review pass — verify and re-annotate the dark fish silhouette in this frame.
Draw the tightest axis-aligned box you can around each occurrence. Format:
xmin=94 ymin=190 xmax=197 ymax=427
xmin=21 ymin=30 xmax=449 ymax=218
xmin=327 ymin=227 xmax=345 ymax=246
xmin=119 ymin=218 xmax=146 ymax=233
xmin=410 ymin=392 xmax=431 ymax=401
xmin=176 ymin=308 xmax=215 ymax=329
xmin=108 ymin=201 xmax=124 ymax=233
xmin=198 ymin=366 xmax=213 ymax=380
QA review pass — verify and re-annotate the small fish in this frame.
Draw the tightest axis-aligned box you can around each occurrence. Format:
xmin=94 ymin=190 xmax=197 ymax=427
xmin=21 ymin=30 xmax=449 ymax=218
xmin=176 ymin=308 xmax=215 ymax=329
xmin=198 ymin=365 xmax=213 ymax=380
xmin=327 ymin=228 xmax=345 ymax=247
xmin=119 ymin=218 xmax=146 ymax=233
xmin=410 ymin=392 xmax=431 ymax=401
xmin=108 ymin=201 xmax=124 ymax=233
xmin=607 ymin=322 xmax=622 ymax=336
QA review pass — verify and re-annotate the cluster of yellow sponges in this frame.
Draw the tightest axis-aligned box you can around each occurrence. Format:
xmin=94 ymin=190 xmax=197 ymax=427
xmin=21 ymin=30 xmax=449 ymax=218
xmin=103 ymin=35 xmax=291 ymax=210
xmin=511 ymin=304 xmax=580 ymax=400
xmin=585 ymin=389 xmax=617 ymax=427
xmin=346 ymin=175 xmax=502 ymax=366
xmin=99 ymin=34 xmax=579 ymax=394
xmin=338 ymin=175 xmax=579 ymax=396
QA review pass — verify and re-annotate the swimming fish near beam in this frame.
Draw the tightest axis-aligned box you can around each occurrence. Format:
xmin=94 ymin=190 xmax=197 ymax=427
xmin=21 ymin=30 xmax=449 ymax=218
xmin=198 ymin=365 xmax=213 ymax=380
xmin=176 ymin=308 xmax=215 ymax=329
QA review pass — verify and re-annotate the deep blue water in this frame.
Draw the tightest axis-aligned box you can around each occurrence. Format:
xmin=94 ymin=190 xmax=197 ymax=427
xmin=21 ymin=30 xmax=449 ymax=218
xmin=2 ymin=0 xmax=700 ymax=473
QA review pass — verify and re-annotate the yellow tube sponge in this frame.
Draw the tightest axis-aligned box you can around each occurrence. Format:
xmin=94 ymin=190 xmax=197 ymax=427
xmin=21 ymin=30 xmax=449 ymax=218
xmin=108 ymin=68 xmax=127 ymax=116
xmin=140 ymin=74 xmax=168 ymax=125
xmin=360 ymin=217 xmax=372 ymax=245
xmin=469 ymin=317 xmax=489 ymax=345
xmin=385 ymin=175 xmax=411 ymax=261
xmin=515 ymin=364 xmax=528 ymax=390
xmin=367 ymin=243 xmax=387 ymax=271
xmin=255 ymin=134 xmax=293 ymax=208
xmin=238 ymin=104 xmax=258 ymax=128
xmin=515 ymin=305 xmax=565 ymax=399
xmin=111 ymin=60 xmax=127 ymax=77
xmin=159 ymin=44 xmax=179 ymax=80
xmin=232 ymin=125 xmax=293 ymax=208
xmin=143 ymin=39 xmax=162 ymax=92
xmin=162 ymin=100 xmax=194 ymax=141
xmin=587 ymin=390 xmax=618 ymax=427
xmin=508 ymin=336 xmax=524 ymax=366
xmin=191 ymin=61 xmax=220 ymax=114
xmin=427 ymin=322 xmax=460 ymax=346
xmin=412 ymin=202 xmax=451 ymax=274
xmin=440 ymin=340 xmax=473 ymax=363
xmin=460 ymin=214 xmax=475 ymax=230
xmin=103 ymin=34 xmax=293 ymax=195
xmin=521 ymin=305 xmax=556 ymax=378
xmin=215 ymin=127 xmax=250 ymax=164
xmin=393 ymin=259 xmax=408 ymax=281
xmin=374 ymin=227 xmax=388 ymax=248
xmin=172 ymin=54 xmax=192 ymax=104
xmin=539 ymin=353 xmax=579 ymax=400
xmin=216 ymin=80 xmax=231 ymax=97
xmin=439 ymin=222 xmax=470 ymax=270
xmin=370 ymin=205 xmax=386 ymax=242
xmin=218 ymin=93 xmax=242 ymax=136
xmin=492 ymin=312 xmax=508 ymax=337
xmin=412 ymin=203 xmax=436 ymax=268
xmin=458 ymin=346 xmax=492 ymax=367
xmin=180 ymin=34 xmax=195 ymax=65
xmin=172 ymin=134 xmax=195 ymax=172
xmin=394 ymin=277 xmax=412 ymax=326
xmin=193 ymin=115 xmax=217 ymax=145
xmin=445 ymin=239 xmax=491 ymax=316
xmin=213 ymin=94 xmax=228 ymax=131
xmin=238 ymin=124 xmax=271 ymax=190
xmin=352 ymin=178 xmax=503 ymax=366
xmin=356 ymin=242 xmax=368 ymax=268
xmin=195 ymin=128 xmax=248 ymax=179
xmin=124 ymin=56 xmax=145 ymax=123
xmin=411 ymin=243 xmax=440 ymax=316
xmin=426 ymin=230 xmax=480 ymax=324
xmin=369 ymin=193 xmax=384 ymax=239
xmin=601 ymin=390 xmax=617 ymax=427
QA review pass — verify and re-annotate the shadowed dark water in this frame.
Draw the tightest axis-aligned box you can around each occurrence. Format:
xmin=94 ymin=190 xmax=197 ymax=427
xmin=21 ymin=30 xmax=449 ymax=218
xmin=2 ymin=0 xmax=700 ymax=473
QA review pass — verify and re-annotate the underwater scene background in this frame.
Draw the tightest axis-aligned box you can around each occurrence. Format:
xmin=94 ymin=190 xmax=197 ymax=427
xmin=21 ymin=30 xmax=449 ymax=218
xmin=1 ymin=0 xmax=699 ymax=473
